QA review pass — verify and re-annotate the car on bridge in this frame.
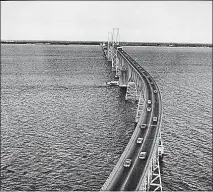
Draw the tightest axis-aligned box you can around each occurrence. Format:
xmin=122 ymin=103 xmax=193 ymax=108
xmin=147 ymin=107 xmax=152 ymax=112
xmin=124 ymin=159 xmax=132 ymax=167
xmin=139 ymin=152 xmax=147 ymax=159
xmin=153 ymin=117 xmax=158 ymax=122
xmin=117 ymin=47 xmax=123 ymax=51
xmin=136 ymin=138 xmax=143 ymax=144
xmin=147 ymin=100 xmax=152 ymax=104
xmin=140 ymin=124 xmax=146 ymax=129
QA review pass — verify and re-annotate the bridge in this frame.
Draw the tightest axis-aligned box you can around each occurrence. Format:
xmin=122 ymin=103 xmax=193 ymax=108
xmin=100 ymin=28 xmax=164 ymax=191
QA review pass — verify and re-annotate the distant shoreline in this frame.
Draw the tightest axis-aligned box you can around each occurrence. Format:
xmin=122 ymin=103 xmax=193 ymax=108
xmin=1 ymin=40 xmax=212 ymax=48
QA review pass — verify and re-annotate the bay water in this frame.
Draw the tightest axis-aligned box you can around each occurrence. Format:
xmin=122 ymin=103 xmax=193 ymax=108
xmin=1 ymin=44 xmax=212 ymax=191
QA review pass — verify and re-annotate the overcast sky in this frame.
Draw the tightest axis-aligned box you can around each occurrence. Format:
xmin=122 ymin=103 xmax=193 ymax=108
xmin=1 ymin=1 xmax=212 ymax=43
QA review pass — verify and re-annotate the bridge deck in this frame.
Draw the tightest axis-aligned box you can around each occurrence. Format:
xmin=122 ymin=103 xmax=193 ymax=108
xmin=101 ymin=47 xmax=162 ymax=191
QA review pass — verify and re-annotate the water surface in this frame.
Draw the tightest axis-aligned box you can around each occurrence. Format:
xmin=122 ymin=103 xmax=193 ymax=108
xmin=1 ymin=44 xmax=212 ymax=191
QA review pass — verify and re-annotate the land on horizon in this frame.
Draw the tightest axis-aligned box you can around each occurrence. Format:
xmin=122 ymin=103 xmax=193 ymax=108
xmin=1 ymin=40 xmax=212 ymax=48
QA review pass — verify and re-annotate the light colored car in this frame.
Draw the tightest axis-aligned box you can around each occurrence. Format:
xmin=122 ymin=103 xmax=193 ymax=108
xmin=139 ymin=152 xmax=147 ymax=159
xmin=147 ymin=100 xmax=152 ymax=104
xmin=153 ymin=90 xmax=158 ymax=93
xmin=147 ymin=107 xmax=152 ymax=112
xmin=140 ymin=124 xmax=146 ymax=129
xmin=137 ymin=138 xmax=143 ymax=144
xmin=153 ymin=117 xmax=158 ymax=122
xmin=150 ymin=81 xmax=154 ymax=84
xmin=124 ymin=159 xmax=132 ymax=167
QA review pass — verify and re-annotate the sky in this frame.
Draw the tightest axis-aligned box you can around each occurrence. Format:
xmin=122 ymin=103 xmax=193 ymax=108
xmin=1 ymin=1 xmax=212 ymax=43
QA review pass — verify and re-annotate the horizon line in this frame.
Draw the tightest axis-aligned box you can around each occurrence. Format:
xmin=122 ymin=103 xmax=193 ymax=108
xmin=1 ymin=40 xmax=212 ymax=46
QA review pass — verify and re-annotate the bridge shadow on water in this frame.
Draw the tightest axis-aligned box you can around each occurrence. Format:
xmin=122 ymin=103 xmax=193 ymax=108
xmin=117 ymin=86 xmax=127 ymax=98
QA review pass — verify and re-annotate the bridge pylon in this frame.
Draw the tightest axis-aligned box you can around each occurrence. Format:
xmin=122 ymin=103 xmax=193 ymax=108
xmin=124 ymin=80 xmax=141 ymax=101
xmin=107 ymin=32 xmax=113 ymax=61
xmin=111 ymin=28 xmax=120 ymax=72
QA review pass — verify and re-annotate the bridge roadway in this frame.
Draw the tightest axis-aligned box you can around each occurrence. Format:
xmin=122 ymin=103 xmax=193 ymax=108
xmin=101 ymin=48 xmax=161 ymax=191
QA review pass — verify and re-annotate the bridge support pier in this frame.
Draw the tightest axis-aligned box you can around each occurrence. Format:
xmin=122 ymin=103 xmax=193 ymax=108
xmin=118 ymin=70 xmax=128 ymax=87
xmin=114 ymin=57 xmax=120 ymax=77
xmin=135 ymin=93 xmax=145 ymax=123
xmin=149 ymin=158 xmax=162 ymax=191
xmin=139 ymin=158 xmax=163 ymax=192
xmin=112 ymin=48 xmax=118 ymax=72
xmin=158 ymin=132 xmax=164 ymax=160
xmin=125 ymin=82 xmax=138 ymax=100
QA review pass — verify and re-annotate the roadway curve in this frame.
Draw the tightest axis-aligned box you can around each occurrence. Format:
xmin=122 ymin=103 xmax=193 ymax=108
xmin=101 ymin=48 xmax=162 ymax=191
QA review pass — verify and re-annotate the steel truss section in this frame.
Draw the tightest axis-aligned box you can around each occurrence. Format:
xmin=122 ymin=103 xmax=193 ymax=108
xmin=111 ymin=28 xmax=120 ymax=72
xmin=149 ymin=134 xmax=163 ymax=192
xmin=149 ymin=158 xmax=162 ymax=191
xmin=138 ymin=133 xmax=164 ymax=192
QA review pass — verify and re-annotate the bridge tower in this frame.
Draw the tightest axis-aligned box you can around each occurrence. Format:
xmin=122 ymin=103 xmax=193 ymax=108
xmin=107 ymin=32 xmax=113 ymax=61
xmin=111 ymin=28 xmax=120 ymax=73
xmin=135 ymin=93 xmax=145 ymax=123
xmin=125 ymin=66 xmax=142 ymax=102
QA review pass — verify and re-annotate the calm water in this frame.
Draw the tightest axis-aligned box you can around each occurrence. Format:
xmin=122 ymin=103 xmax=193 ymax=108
xmin=1 ymin=44 xmax=212 ymax=191
xmin=125 ymin=46 xmax=212 ymax=191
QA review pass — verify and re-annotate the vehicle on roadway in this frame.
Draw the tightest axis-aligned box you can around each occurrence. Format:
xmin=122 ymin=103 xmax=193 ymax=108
xmin=153 ymin=117 xmax=158 ymax=122
xmin=136 ymin=138 xmax=143 ymax=144
xmin=117 ymin=47 xmax=123 ymax=51
xmin=150 ymin=81 xmax=154 ymax=84
xmin=139 ymin=152 xmax=147 ymax=159
xmin=140 ymin=124 xmax=146 ymax=129
xmin=153 ymin=89 xmax=158 ymax=93
xmin=147 ymin=100 xmax=152 ymax=104
xmin=124 ymin=159 xmax=132 ymax=167
xmin=147 ymin=107 xmax=152 ymax=112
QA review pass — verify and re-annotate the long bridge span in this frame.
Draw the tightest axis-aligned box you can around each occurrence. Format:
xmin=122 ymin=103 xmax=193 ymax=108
xmin=100 ymin=29 xmax=164 ymax=191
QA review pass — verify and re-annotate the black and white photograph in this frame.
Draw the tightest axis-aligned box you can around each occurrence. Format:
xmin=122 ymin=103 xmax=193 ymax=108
xmin=1 ymin=1 xmax=212 ymax=191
